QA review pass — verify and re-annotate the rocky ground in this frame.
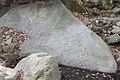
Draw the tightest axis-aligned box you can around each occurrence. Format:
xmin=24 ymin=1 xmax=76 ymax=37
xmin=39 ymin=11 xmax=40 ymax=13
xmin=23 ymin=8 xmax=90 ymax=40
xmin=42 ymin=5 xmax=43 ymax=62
xmin=0 ymin=26 xmax=26 ymax=68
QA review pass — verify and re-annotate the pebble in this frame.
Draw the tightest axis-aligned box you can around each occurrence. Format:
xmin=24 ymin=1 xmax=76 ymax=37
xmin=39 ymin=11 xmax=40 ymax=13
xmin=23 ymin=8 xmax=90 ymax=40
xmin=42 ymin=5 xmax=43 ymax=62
xmin=5 ymin=37 xmax=12 ymax=44
xmin=112 ymin=7 xmax=120 ymax=13
xmin=116 ymin=21 xmax=120 ymax=27
xmin=0 ymin=48 xmax=2 ymax=53
xmin=107 ymin=34 xmax=120 ymax=44
xmin=87 ymin=24 xmax=93 ymax=29
xmin=0 ymin=35 xmax=3 ymax=43
xmin=111 ymin=25 xmax=120 ymax=34
xmin=117 ymin=56 xmax=120 ymax=65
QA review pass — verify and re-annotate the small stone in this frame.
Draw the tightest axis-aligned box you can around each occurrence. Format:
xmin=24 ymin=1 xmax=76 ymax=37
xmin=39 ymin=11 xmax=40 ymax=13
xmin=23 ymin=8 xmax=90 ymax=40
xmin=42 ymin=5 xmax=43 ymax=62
xmin=0 ymin=48 xmax=2 ymax=53
xmin=112 ymin=7 xmax=120 ymax=14
xmin=87 ymin=24 xmax=93 ymax=29
xmin=117 ymin=55 xmax=120 ymax=65
xmin=94 ymin=19 xmax=104 ymax=27
xmin=84 ymin=20 xmax=92 ymax=25
xmin=104 ymin=20 xmax=114 ymax=28
xmin=107 ymin=34 xmax=120 ymax=44
xmin=0 ymin=35 xmax=3 ymax=43
xmin=84 ymin=0 xmax=99 ymax=7
xmin=95 ymin=20 xmax=99 ymax=24
xmin=116 ymin=21 xmax=120 ymax=27
xmin=110 ymin=14 xmax=116 ymax=18
xmin=102 ymin=19 xmax=107 ymax=24
xmin=111 ymin=25 xmax=120 ymax=34
xmin=2 ymin=44 xmax=15 ymax=53
xmin=5 ymin=35 xmax=11 ymax=39
xmin=92 ymin=25 xmax=102 ymax=33
xmin=5 ymin=37 xmax=12 ymax=44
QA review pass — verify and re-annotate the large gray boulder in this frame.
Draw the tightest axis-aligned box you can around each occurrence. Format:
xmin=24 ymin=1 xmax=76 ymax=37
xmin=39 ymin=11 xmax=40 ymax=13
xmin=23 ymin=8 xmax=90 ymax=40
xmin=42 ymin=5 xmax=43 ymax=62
xmin=15 ymin=53 xmax=61 ymax=80
xmin=0 ymin=0 xmax=117 ymax=73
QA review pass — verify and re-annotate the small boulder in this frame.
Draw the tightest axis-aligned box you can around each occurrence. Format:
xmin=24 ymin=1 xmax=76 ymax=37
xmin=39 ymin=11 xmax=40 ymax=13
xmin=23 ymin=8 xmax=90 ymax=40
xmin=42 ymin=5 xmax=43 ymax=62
xmin=112 ymin=7 xmax=120 ymax=14
xmin=111 ymin=25 xmax=120 ymax=34
xmin=0 ymin=65 xmax=17 ymax=80
xmin=116 ymin=21 xmax=120 ymax=27
xmin=98 ymin=0 xmax=113 ymax=10
xmin=15 ymin=53 xmax=61 ymax=80
xmin=0 ymin=48 xmax=2 ymax=52
xmin=107 ymin=34 xmax=120 ymax=44
xmin=0 ymin=35 xmax=3 ymax=43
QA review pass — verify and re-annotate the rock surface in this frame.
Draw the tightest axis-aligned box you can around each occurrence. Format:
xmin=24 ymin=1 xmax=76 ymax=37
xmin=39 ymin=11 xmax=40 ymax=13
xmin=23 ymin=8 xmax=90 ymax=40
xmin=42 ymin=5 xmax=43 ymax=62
xmin=107 ymin=34 xmax=120 ymax=44
xmin=0 ymin=0 xmax=117 ymax=73
xmin=111 ymin=25 xmax=120 ymax=34
xmin=0 ymin=53 xmax=60 ymax=80
xmin=112 ymin=7 xmax=120 ymax=14
xmin=0 ymin=65 xmax=17 ymax=80
xmin=116 ymin=21 xmax=120 ymax=27
xmin=15 ymin=53 xmax=61 ymax=80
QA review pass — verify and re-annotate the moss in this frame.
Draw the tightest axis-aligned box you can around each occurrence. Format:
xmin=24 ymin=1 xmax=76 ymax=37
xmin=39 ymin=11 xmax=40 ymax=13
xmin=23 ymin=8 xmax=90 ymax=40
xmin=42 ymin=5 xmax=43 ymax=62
xmin=98 ymin=0 xmax=112 ymax=10
xmin=69 ymin=0 xmax=85 ymax=13
xmin=84 ymin=1 xmax=97 ymax=8
xmin=0 ymin=35 xmax=3 ymax=43
xmin=91 ymin=11 xmax=100 ymax=16
xmin=2 ymin=44 xmax=15 ymax=53
xmin=0 ymin=48 xmax=2 ymax=53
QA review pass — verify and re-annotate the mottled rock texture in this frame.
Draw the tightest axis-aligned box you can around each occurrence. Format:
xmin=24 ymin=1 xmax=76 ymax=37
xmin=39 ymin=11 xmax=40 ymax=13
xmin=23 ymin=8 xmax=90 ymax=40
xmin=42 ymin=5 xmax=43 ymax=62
xmin=15 ymin=53 xmax=61 ymax=80
xmin=0 ymin=0 xmax=117 ymax=73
